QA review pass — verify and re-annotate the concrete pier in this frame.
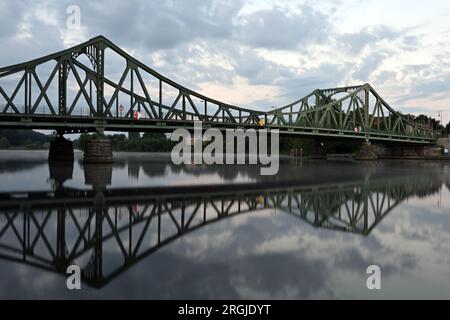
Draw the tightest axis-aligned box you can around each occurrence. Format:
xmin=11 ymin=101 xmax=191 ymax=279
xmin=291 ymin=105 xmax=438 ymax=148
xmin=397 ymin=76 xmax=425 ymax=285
xmin=49 ymin=136 xmax=74 ymax=162
xmin=83 ymin=136 xmax=113 ymax=164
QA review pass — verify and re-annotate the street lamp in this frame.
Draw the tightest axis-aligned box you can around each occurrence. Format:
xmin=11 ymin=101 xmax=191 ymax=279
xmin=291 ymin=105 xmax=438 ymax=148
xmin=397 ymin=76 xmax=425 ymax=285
xmin=199 ymin=99 xmax=205 ymax=120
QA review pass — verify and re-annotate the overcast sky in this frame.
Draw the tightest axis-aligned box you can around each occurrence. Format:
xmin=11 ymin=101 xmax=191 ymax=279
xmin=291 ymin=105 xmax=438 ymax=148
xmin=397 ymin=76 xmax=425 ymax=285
xmin=1 ymin=0 xmax=450 ymax=123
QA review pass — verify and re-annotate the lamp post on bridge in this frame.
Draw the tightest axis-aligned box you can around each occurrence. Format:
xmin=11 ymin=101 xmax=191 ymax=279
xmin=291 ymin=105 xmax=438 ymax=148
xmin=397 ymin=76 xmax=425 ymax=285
xmin=199 ymin=98 xmax=206 ymax=126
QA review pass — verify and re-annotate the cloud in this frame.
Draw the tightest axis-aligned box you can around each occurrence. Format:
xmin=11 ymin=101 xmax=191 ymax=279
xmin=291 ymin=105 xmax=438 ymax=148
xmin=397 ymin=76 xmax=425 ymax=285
xmin=0 ymin=0 xmax=449 ymax=115
xmin=0 ymin=1 xmax=27 ymax=40
xmin=334 ymin=247 xmax=418 ymax=277
xmin=235 ymin=4 xmax=331 ymax=50
xmin=410 ymin=74 xmax=450 ymax=98
xmin=374 ymin=70 xmax=397 ymax=84
xmin=276 ymin=62 xmax=353 ymax=102
xmin=394 ymin=63 xmax=450 ymax=105
xmin=353 ymin=52 xmax=387 ymax=81
xmin=79 ymin=0 xmax=243 ymax=51
xmin=338 ymin=25 xmax=401 ymax=55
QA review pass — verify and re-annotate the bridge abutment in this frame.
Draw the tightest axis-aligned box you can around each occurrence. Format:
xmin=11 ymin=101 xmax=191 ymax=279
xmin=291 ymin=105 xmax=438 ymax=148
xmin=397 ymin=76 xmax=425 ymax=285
xmin=49 ymin=135 xmax=74 ymax=162
xmin=376 ymin=144 xmax=444 ymax=159
xmin=83 ymin=136 xmax=113 ymax=164
xmin=436 ymin=137 xmax=450 ymax=154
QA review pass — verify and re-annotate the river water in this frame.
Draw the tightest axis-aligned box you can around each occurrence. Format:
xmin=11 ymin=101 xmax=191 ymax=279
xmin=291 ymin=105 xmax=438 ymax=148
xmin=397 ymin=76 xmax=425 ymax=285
xmin=0 ymin=150 xmax=449 ymax=299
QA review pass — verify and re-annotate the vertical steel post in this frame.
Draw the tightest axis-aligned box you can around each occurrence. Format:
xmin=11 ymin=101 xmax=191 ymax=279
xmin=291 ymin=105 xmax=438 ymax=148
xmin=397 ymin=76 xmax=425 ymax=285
xmin=89 ymin=78 xmax=93 ymax=117
xmin=289 ymin=106 xmax=293 ymax=125
xmin=365 ymin=87 xmax=370 ymax=142
xmin=159 ymin=79 xmax=162 ymax=119
xmin=58 ymin=58 xmax=67 ymax=116
xmin=24 ymin=69 xmax=29 ymax=114
xmin=182 ymin=94 xmax=186 ymax=120
xmin=314 ymin=92 xmax=320 ymax=125
xmin=96 ymin=44 xmax=105 ymax=118
xmin=130 ymin=68 xmax=134 ymax=118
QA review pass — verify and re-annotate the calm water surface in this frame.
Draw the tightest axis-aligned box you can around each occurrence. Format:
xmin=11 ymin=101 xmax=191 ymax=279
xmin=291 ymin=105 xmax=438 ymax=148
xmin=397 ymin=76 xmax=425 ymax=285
xmin=0 ymin=150 xmax=449 ymax=299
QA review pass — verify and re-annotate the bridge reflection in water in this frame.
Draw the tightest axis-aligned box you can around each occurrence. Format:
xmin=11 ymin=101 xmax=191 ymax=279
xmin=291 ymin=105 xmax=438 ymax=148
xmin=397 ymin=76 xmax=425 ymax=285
xmin=0 ymin=161 xmax=444 ymax=289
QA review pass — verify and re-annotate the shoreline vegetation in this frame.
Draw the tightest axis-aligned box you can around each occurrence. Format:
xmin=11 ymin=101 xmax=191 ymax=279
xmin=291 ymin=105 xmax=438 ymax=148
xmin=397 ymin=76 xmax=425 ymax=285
xmin=0 ymin=129 xmax=49 ymax=150
xmin=0 ymin=130 xmax=324 ymax=155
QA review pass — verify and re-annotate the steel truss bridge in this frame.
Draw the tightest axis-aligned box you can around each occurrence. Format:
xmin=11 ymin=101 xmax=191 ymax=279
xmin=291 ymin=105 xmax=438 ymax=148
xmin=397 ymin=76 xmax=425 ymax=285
xmin=0 ymin=36 xmax=434 ymax=144
xmin=0 ymin=174 xmax=442 ymax=288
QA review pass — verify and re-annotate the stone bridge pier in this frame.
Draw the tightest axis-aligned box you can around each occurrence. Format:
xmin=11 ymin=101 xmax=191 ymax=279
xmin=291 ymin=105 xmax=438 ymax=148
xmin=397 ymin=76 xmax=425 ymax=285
xmin=48 ymin=133 xmax=74 ymax=162
xmin=83 ymin=135 xmax=113 ymax=164
xmin=48 ymin=129 xmax=113 ymax=164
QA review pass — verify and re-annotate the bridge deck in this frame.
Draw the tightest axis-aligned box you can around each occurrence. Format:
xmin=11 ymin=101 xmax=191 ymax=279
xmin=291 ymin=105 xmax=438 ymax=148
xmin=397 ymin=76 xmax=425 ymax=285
xmin=0 ymin=113 xmax=434 ymax=144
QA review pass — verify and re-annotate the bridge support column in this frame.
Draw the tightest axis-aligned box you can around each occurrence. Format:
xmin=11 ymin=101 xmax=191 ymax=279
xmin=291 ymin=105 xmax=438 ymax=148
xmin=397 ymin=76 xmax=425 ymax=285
xmin=83 ymin=135 xmax=113 ymax=164
xmin=49 ymin=135 xmax=74 ymax=162
xmin=355 ymin=142 xmax=378 ymax=161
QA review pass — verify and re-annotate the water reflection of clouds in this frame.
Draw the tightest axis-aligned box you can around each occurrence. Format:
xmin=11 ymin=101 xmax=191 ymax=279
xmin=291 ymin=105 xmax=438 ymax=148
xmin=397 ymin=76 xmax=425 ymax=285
xmin=368 ymin=204 xmax=450 ymax=297
xmin=175 ymin=202 xmax=449 ymax=299
xmin=110 ymin=206 xmax=442 ymax=299
xmin=0 ymin=200 xmax=450 ymax=299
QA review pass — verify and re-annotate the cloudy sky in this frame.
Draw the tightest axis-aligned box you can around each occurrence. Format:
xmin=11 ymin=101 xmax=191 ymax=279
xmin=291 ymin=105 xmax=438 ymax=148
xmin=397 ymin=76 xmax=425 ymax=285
xmin=1 ymin=0 xmax=450 ymax=123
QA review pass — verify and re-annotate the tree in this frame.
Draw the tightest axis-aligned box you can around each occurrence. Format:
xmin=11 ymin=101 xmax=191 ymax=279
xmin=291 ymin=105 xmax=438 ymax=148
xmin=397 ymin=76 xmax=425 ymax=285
xmin=142 ymin=132 xmax=167 ymax=140
xmin=128 ymin=132 xmax=140 ymax=140
xmin=446 ymin=121 xmax=450 ymax=135
xmin=75 ymin=133 xmax=91 ymax=151
xmin=0 ymin=129 xmax=49 ymax=146
xmin=0 ymin=137 xmax=10 ymax=149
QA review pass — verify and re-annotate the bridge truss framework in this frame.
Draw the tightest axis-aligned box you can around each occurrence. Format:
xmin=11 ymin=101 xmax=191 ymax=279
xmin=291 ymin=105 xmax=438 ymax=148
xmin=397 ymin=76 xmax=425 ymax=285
xmin=0 ymin=36 xmax=435 ymax=144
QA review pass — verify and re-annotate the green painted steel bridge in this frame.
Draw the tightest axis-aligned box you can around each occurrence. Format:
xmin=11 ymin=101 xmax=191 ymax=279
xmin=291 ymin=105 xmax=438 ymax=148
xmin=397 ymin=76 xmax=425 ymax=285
xmin=0 ymin=36 xmax=435 ymax=144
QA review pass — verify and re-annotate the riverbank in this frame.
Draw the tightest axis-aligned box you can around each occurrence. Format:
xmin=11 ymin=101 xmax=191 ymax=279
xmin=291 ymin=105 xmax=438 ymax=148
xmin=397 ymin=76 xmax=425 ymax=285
xmin=316 ymin=153 xmax=450 ymax=161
